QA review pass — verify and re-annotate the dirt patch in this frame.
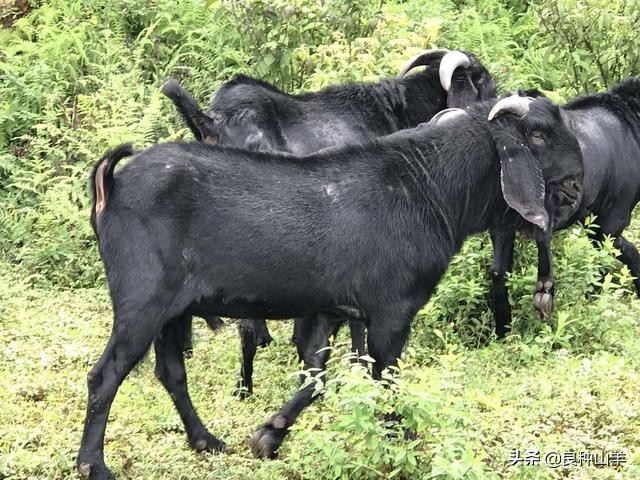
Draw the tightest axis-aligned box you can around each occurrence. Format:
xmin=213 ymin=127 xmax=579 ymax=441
xmin=0 ymin=0 xmax=32 ymax=27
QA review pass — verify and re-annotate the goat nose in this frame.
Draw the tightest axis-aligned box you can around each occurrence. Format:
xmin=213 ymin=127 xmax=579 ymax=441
xmin=572 ymin=180 xmax=581 ymax=192
xmin=562 ymin=178 xmax=580 ymax=197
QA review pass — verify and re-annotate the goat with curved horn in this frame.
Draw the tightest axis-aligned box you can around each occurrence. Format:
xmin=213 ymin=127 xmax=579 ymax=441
xmin=428 ymin=107 xmax=467 ymax=126
xmin=488 ymin=95 xmax=534 ymax=121
xmin=160 ymin=48 xmax=497 ymax=415
xmin=438 ymin=50 xmax=471 ymax=92
xmin=398 ymin=48 xmax=450 ymax=78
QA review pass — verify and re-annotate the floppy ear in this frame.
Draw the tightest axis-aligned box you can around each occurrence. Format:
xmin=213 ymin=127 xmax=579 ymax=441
xmin=497 ymin=142 xmax=549 ymax=231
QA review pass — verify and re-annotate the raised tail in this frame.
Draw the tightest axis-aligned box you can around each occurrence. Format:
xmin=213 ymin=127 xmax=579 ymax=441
xmin=89 ymin=143 xmax=134 ymax=235
xmin=161 ymin=79 xmax=219 ymax=145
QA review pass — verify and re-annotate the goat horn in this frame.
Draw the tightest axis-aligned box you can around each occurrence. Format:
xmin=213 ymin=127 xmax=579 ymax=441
xmin=439 ymin=51 xmax=471 ymax=92
xmin=429 ymin=108 xmax=467 ymax=126
xmin=488 ymin=95 xmax=534 ymax=121
xmin=398 ymin=49 xmax=450 ymax=78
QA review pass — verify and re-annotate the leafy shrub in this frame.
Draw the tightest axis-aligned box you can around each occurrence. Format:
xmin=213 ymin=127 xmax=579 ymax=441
xmin=0 ymin=0 xmax=242 ymax=287
xmin=534 ymin=0 xmax=640 ymax=94
xmin=288 ymin=353 xmax=496 ymax=480
xmin=221 ymin=0 xmax=384 ymax=90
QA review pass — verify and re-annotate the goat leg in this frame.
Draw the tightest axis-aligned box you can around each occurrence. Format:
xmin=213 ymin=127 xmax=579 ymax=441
xmin=613 ymin=235 xmax=640 ymax=294
xmin=155 ymin=316 xmax=225 ymax=452
xmin=78 ymin=302 xmax=182 ymax=479
xmin=234 ymin=319 xmax=272 ymax=399
xmin=251 ymin=314 xmax=341 ymax=458
xmin=533 ymin=227 xmax=554 ymax=319
xmin=489 ymin=230 xmax=515 ymax=337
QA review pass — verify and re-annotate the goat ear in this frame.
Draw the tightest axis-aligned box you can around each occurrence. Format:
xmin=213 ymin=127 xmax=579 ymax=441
xmin=177 ymin=105 xmax=219 ymax=144
xmin=498 ymin=144 xmax=549 ymax=231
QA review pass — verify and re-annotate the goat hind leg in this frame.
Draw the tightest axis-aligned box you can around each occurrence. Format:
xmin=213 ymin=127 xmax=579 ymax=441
xmin=182 ymin=314 xmax=224 ymax=358
xmin=77 ymin=305 xmax=168 ymax=480
xmin=154 ymin=315 xmax=226 ymax=452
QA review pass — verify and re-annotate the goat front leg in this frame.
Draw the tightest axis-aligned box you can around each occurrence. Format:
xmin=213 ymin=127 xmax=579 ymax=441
xmin=489 ymin=230 xmax=515 ymax=338
xmin=348 ymin=319 xmax=367 ymax=362
xmin=251 ymin=314 xmax=342 ymax=459
xmin=533 ymin=226 xmax=554 ymax=319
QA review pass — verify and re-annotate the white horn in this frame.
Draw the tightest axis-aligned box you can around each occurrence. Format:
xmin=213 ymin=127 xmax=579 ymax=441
xmin=429 ymin=108 xmax=468 ymax=126
xmin=488 ymin=95 xmax=534 ymax=121
xmin=398 ymin=49 xmax=450 ymax=78
xmin=439 ymin=50 xmax=471 ymax=92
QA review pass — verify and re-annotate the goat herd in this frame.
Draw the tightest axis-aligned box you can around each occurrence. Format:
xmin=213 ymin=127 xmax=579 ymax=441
xmin=77 ymin=48 xmax=640 ymax=478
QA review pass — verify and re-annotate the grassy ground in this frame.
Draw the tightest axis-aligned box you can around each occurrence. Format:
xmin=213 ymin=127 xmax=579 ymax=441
xmin=1 ymin=258 xmax=639 ymax=480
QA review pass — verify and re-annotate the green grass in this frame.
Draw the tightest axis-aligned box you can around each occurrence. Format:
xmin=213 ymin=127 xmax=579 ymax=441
xmin=1 ymin=260 xmax=639 ymax=479
xmin=3 ymin=1 xmax=640 ymax=478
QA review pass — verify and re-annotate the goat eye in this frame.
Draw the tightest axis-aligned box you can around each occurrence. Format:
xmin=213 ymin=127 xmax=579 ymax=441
xmin=530 ymin=130 xmax=544 ymax=144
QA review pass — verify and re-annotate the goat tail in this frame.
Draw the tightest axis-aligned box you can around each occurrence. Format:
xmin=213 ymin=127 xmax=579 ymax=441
xmin=161 ymin=78 xmax=218 ymax=144
xmin=90 ymin=143 xmax=134 ymax=234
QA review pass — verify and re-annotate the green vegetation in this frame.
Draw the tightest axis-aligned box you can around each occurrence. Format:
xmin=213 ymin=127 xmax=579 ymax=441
xmin=1 ymin=0 xmax=640 ymax=478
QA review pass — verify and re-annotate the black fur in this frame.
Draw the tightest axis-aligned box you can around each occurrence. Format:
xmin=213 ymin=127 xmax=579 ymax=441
xmin=163 ymin=52 xmax=496 ymax=155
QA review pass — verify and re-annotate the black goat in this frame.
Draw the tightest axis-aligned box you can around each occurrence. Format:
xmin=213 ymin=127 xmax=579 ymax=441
xmin=78 ymin=96 xmax=583 ymax=478
xmin=492 ymin=78 xmax=640 ymax=336
xmin=163 ymin=49 xmax=496 ymax=153
xmin=163 ymin=49 xmax=497 ymax=396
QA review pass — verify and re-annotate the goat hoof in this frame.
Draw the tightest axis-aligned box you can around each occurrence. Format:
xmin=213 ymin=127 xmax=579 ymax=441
xmin=256 ymin=332 xmax=274 ymax=348
xmin=190 ymin=432 xmax=227 ymax=453
xmin=77 ymin=462 xmax=115 ymax=480
xmin=533 ymin=292 xmax=553 ymax=318
xmin=250 ymin=420 xmax=288 ymax=459
xmin=232 ymin=380 xmax=252 ymax=399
